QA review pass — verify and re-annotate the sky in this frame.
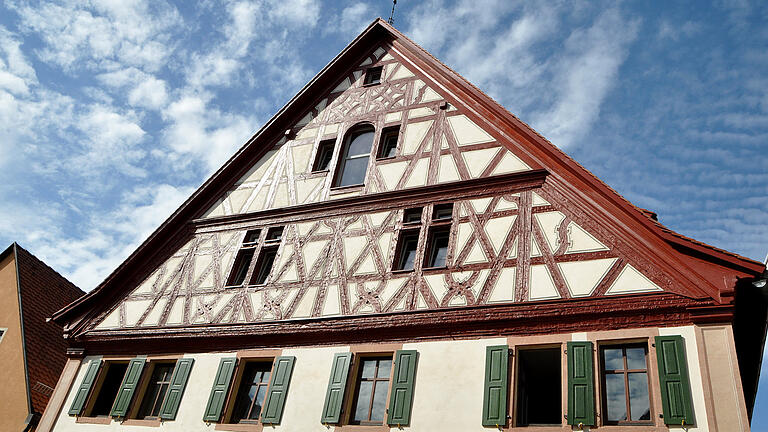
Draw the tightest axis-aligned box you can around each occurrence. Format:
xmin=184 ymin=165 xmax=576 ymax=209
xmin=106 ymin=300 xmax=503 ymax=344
xmin=0 ymin=0 xmax=766 ymax=425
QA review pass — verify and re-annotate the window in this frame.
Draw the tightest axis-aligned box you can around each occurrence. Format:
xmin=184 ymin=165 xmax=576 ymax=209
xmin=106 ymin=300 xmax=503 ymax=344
xmin=393 ymin=230 xmax=419 ymax=271
xmin=225 ymin=227 xmax=283 ymax=287
xmin=87 ymin=362 xmax=128 ymax=417
xmin=251 ymin=248 xmax=278 ymax=285
xmin=231 ymin=362 xmax=272 ymax=423
xmin=313 ymin=139 xmax=336 ymax=171
xmin=377 ymin=126 xmax=399 ymax=159
xmin=226 ymin=230 xmax=261 ymax=287
xmin=351 ymin=357 xmax=392 ymax=425
xmin=424 ymin=228 xmax=449 ymax=268
xmin=432 ymin=203 xmax=453 ymax=221
xmin=600 ymin=344 xmax=651 ymax=424
xmin=335 ymin=125 xmax=374 ymax=187
xmin=363 ymin=66 xmax=383 ymax=85
xmin=136 ymin=363 xmax=175 ymax=419
xmin=403 ymin=207 xmax=423 ymax=225
xmin=515 ymin=348 xmax=561 ymax=426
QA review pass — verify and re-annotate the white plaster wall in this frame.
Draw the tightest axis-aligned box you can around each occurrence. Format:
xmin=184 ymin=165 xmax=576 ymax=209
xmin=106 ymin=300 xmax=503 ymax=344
xmin=273 ymin=346 xmax=347 ymax=432
xmin=51 ymin=327 xmax=724 ymax=432
xmin=659 ymin=326 xmax=710 ymax=432
xmin=402 ymin=338 xmax=507 ymax=432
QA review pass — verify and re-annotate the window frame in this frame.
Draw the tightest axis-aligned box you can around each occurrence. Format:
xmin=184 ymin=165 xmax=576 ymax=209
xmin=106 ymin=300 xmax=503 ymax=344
xmin=513 ymin=345 xmax=563 ymax=427
xmin=392 ymin=228 xmax=420 ymax=272
xmin=376 ymin=126 xmax=400 ymax=160
xmin=312 ymin=138 xmax=337 ymax=172
xmin=598 ymin=342 xmax=654 ymax=426
xmin=339 ymin=344 xmax=401 ymax=428
xmin=80 ymin=360 xmax=130 ymax=419
xmin=348 ymin=356 xmax=393 ymax=426
xmin=332 ymin=124 xmax=375 ymax=189
xmin=423 ymin=227 xmax=450 ymax=269
xmin=216 ymin=349 xmax=282 ymax=429
xmin=129 ymin=360 xmax=178 ymax=421
xmin=224 ymin=227 xmax=284 ymax=289
xmin=363 ymin=66 xmax=383 ymax=86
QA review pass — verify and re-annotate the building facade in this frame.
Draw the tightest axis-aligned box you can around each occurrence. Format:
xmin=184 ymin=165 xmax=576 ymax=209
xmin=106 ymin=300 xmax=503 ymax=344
xmin=39 ymin=20 xmax=767 ymax=432
xmin=0 ymin=243 xmax=84 ymax=431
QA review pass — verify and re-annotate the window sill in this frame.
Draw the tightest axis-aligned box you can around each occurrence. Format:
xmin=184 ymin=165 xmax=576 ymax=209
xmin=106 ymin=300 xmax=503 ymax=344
xmin=391 ymin=268 xmax=415 ymax=275
xmin=375 ymin=155 xmax=396 ymax=161
xmin=334 ymin=425 xmax=390 ymax=432
xmin=215 ymin=423 xmax=264 ymax=432
xmin=422 ymin=266 xmax=448 ymax=273
xmin=76 ymin=416 xmax=112 ymax=425
xmin=330 ymin=184 xmax=364 ymax=193
xmin=310 ymin=169 xmax=330 ymax=174
xmin=122 ymin=418 xmax=162 ymax=427
xmin=361 ymin=81 xmax=381 ymax=87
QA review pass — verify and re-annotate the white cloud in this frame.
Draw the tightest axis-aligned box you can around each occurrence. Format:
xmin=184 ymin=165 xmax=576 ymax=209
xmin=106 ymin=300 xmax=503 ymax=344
xmin=98 ymin=67 xmax=168 ymax=110
xmin=9 ymin=0 xmax=182 ymax=72
xmin=532 ymin=8 xmax=639 ymax=148
xmin=162 ymin=93 xmax=258 ymax=172
xmin=335 ymin=3 xmax=374 ymax=37
xmin=4 ymin=183 xmax=194 ymax=290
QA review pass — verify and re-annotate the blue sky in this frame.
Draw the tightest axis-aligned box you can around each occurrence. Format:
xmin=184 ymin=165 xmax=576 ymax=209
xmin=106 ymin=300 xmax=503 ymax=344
xmin=0 ymin=0 xmax=766 ymax=425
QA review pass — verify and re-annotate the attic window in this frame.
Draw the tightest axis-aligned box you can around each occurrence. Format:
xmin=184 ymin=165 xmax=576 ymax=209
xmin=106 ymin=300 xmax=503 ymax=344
xmin=364 ymin=66 xmax=383 ymax=85
xmin=377 ymin=126 xmax=399 ymax=159
xmin=403 ymin=207 xmax=423 ymax=225
xmin=0 ymin=328 xmax=6 ymax=343
xmin=432 ymin=203 xmax=453 ymax=221
xmin=313 ymin=139 xmax=336 ymax=172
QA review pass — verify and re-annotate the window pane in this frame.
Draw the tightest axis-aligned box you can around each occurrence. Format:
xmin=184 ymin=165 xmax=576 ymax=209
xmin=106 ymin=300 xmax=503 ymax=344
xmin=243 ymin=230 xmax=260 ymax=245
xmin=377 ymin=360 xmax=392 ymax=378
xmin=400 ymin=241 xmax=418 ymax=271
xmin=371 ymin=381 xmax=388 ymax=422
xmin=228 ymin=249 xmax=255 ymax=286
xmin=150 ymin=384 xmax=169 ymax=417
xmin=628 ymin=372 xmax=651 ymax=421
xmin=251 ymin=248 xmax=277 ymax=285
xmin=361 ymin=360 xmax=376 ymax=379
xmin=603 ymin=348 xmax=623 ymax=370
xmin=354 ymin=381 xmax=373 ymax=422
xmin=605 ymin=374 xmax=627 ymax=422
xmin=339 ymin=156 xmax=369 ymax=186
xmin=250 ymin=385 xmax=268 ymax=420
xmin=427 ymin=231 xmax=449 ymax=268
xmin=626 ymin=348 xmax=646 ymax=370
xmin=403 ymin=208 xmax=422 ymax=224
xmin=347 ymin=131 xmax=374 ymax=157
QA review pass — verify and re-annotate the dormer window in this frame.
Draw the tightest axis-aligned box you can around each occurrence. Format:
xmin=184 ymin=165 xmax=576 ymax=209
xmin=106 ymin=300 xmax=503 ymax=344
xmin=363 ymin=66 xmax=383 ymax=85
xmin=334 ymin=125 xmax=374 ymax=188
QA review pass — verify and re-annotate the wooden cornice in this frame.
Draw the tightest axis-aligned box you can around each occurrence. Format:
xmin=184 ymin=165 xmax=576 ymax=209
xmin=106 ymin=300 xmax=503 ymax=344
xmin=193 ymin=169 xmax=547 ymax=230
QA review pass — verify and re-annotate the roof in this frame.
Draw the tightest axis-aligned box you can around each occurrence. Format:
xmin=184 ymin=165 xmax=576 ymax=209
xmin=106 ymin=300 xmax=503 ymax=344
xmin=2 ymin=243 xmax=84 ymax=415
xmin=51 ymin=18 xmax=765 ymax=334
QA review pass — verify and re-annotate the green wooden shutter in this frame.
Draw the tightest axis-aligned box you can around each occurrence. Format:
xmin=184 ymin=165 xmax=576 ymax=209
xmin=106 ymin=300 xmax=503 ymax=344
xmin=567 ymin=341 xmax=595 ymax=426
xmin=261 ymin=356 xmax=296 ymax=424
xmin=110 ymin=357 xmax=146 ymax=417
xmin=387 ymin=350 xmax=418 ymax=426
xmin=320 ymin=352 xmax=352 ymax=424
xmin=482 ymin=345 xmax=509 ymax=427
xmin=203 ymin=357 xmax=238 ymax=422
xmin=68 ymin=358 xmax=102 ymax=416
xmin=158 ymin=358 xmax=195 ymax=420
xmin=655 ymin=336 xmax=695 ymax=425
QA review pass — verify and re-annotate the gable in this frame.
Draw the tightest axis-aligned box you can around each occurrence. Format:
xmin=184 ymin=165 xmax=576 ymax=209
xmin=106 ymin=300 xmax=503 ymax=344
xmin=56 ymin=19 xmax=764 ymax=339
xmin=201 ymin=44 xmax=532 ymax=218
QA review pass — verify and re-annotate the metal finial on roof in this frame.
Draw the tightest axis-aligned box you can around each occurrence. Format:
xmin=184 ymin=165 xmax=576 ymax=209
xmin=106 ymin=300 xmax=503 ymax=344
xmin=388 ymin=0 xmax=397 ymax=24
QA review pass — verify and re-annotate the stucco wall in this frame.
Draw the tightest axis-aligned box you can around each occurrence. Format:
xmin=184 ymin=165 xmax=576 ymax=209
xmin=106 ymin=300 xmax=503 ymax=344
xmin=49 ymin=325 xmax=747 ymax=432
xmin=0 ymin=252 xmax=30 ymax=431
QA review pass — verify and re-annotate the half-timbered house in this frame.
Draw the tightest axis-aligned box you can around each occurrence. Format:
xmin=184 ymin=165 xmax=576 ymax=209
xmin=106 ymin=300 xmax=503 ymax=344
xmin=39 ymin=19 xmax=767 ymax=432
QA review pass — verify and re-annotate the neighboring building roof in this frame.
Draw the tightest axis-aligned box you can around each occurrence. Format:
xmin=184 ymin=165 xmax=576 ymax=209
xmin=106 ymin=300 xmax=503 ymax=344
xmin=51 ymin=18 xmax=764 ymax=337
xmin=0 ymin=243 xmax=84 ymax=416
